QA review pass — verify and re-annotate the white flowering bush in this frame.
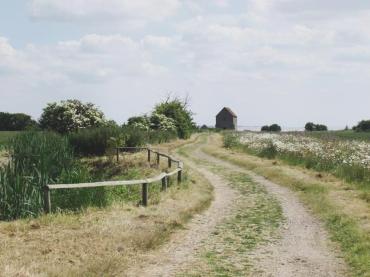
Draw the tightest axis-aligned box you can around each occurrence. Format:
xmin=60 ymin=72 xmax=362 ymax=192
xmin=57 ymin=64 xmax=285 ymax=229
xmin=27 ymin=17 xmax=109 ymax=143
xmin=39 ymin=99 xmax=105 ymax=133
xmin=150 ymin=113 xmax=177 ymax=132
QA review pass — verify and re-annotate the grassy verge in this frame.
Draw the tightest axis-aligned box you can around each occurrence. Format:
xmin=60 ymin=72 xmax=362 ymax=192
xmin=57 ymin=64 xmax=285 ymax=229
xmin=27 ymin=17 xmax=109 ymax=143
xmin=179 ymin=170 xmax=283 ymax=276
xmin=0 ymin=148 xmax=213 ymax=276
xmin=204 ymin=134 xmax=370 ymax=277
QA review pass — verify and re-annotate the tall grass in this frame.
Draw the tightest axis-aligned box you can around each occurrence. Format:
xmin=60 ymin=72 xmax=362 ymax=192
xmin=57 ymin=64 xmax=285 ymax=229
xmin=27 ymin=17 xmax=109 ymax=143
xmin=0 ymin=132 xmax=80 ymax=220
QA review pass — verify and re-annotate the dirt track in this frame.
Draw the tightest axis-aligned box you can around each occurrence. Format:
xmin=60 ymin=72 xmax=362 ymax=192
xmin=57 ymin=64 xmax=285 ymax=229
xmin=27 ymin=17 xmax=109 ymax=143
xmin=127 ymin=136 xmax=347 ymax=276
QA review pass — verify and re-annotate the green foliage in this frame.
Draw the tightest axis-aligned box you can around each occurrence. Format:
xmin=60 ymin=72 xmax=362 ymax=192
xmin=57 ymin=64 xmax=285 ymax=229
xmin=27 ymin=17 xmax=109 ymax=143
xmin=223 ymin=132 xmax=240 ymax=148
xmin=258 ymin=142 xmax=278 ymax=159
xmin=69 ymin=126 xmax=177 ymax=156
xmin=153 ymin=97 xmax=196 ymax=139
xmin=0 ymin=112 xmax=37 ymax=131
xmin=0 ymin=132 xmax=81 ymax=220
xmin=261 ymin=125 xmax=270 ymax=131
xmin=127 ymin=115 xmax=150 ymax=130
xmin=69 ymin=127 xmax=122 ymax=156
xmin=0 ymin=131 xmax=19 ymax=148
xmin=150 ymin=113 xmax=177 ymax=132
xmin=305 ymin=122 xmax=328 ymax=131
xmin=39 ymin=99 xmax=106 ymax=134
xmin=354 ymin=120 xmax=370 ymax=132
xmin=261 ymin=124 xmax=281 ymax=132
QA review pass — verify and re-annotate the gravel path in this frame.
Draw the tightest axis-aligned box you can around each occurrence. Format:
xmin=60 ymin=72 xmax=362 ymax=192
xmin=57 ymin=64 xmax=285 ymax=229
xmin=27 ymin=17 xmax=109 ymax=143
xmin=196 ymin=149 xmax=348 ymax=277
xmin=127 ymin=138 xmax=347 ymax=276
xmin=126 ymin=153 xmax=238 ymax=277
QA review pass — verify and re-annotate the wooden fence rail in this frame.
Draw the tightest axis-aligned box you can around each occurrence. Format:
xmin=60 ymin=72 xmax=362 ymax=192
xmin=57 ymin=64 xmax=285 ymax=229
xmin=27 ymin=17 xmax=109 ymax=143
xmin=43 ymin=147 xmax=183 ymax=214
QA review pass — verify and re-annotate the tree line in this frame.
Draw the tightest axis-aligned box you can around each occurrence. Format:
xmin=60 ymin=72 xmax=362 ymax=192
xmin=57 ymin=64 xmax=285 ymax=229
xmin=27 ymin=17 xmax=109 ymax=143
xmin=0 ymin=98 xmax=196 ymax=139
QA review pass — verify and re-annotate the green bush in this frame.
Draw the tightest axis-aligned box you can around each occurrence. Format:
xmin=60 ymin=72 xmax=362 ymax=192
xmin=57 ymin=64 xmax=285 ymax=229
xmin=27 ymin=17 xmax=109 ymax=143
xmin=258 ymin=142 xmax=278 ymax=159
xmin=69 ymin=127 xmax=122 ymax=156
xmin=223 ymin=132 xmax=240 ymax=148
xmin=153 ymin=97 xmax=196 ymax=139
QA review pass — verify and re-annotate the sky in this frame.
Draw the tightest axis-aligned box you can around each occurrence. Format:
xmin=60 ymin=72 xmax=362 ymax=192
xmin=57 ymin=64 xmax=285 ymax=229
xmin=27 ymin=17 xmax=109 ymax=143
xmin=1 ymin=0 xmax=370 ymax=129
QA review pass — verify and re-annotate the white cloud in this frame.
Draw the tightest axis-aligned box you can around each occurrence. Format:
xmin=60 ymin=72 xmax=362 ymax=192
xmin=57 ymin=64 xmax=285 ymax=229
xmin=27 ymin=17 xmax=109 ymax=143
xmin=29 ymin=0 xmax=180 ymax=21
xmin=0 ymin=34 xmax=170 ymax=85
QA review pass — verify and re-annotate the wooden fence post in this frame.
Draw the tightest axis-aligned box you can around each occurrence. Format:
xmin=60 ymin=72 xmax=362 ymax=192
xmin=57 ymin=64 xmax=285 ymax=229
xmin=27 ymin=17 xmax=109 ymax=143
xmin=177 ymin=170 xmax=182 ymax=184
xmin=161 ymin=176 xmax=168 ymax=191
xmin=142 ymin=183 xmax=148 ymax=206
xmin=116 ymin=148 xmax=119 ymax=162
xmin=156 ymin=153 xmax=160 ymax=166
xmin=168 ymin=158 xmax=172 ymax=168
xmin=43 ymin=186 xmax=51 ymax=214
xmin=147 ymin=149 xmax=151 ymax=163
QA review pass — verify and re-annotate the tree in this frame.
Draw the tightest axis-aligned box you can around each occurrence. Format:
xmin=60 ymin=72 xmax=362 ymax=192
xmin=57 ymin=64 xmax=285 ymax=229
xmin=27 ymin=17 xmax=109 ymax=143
xmin=261 ymin=124 xmax=281 ymax=132
xmin=305 ymin=122 xmax=328 ymax=132
xmin=305 ymin=122 xmax=315 ymax=132
xmin=39 ymin=99 xmax=105 ymax=133
xmin=269 ymin=124 xmax=282 ymax=132
xmin=354 ymin=120 xmax=370 ymax=132
xmin=153 ymin=97 xmax=196 ymax=139
xmin=261 ymin=125 xmax=270 ymax=132
xmin=316 ymin=124 xmax=328 ymax=131
xmin=0 ymin=112 xmax=37 ymax=131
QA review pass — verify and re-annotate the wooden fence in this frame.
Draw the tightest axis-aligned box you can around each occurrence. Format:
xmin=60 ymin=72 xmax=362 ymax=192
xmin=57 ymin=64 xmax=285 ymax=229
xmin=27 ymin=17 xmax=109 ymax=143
xmin=43 ymin=147 xmax=183 ymax=213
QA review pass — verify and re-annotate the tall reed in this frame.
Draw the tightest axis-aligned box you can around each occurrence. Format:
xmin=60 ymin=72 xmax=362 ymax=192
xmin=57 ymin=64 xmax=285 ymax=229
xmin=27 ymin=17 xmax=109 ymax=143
xmin=0 ymin=132 xmax=77 ymax=220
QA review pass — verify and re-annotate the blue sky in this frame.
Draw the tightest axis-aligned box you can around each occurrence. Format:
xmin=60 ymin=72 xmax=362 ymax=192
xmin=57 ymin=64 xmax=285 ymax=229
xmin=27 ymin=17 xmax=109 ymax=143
xmin=1 ymin=0 xmax=370 ymax=129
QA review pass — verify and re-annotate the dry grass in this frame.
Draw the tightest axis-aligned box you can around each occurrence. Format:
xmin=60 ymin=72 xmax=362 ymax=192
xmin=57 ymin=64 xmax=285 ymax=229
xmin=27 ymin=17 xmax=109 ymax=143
xmin=0 ymin=137 xmax=213 ymax=277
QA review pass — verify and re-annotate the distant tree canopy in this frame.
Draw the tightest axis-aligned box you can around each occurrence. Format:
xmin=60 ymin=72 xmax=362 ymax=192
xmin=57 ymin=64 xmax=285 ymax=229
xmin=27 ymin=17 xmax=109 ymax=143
xmin=305 ymin=122 xmax=328 ymax=132
xmin=353 ymin=120 xmax=370 ymax=132
xmin=261 ymin=124 xmax=281 ymax=132
xmin=153 ymin=98 xmax=196 ymax=139
xmin=0 ymin=112 xmax=37 ymax=131
xmin=39 ymin=99 xmax=106 ymax=133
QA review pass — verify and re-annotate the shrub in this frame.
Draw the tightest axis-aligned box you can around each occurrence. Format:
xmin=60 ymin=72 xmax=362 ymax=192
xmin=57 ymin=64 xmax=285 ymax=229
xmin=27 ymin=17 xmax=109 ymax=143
xmin=0 ymin=112 xmax=37 ymax=131
xmin=127 ymin=115 xmax=150 ymax=130
xmin=39 ymin=99 xmax=105 ymax=133
xmin=69 ymin=127 xmax=122 ymax=156
xmin=258 ymin=142 xmax=278 ymax=159
xmin=223 ymin=132 xmax=240 ymax=148
xmin=153 ymin=97 xmax=196 ymax=139
xmin=150 ymin=113 xmax=177 ymax=132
